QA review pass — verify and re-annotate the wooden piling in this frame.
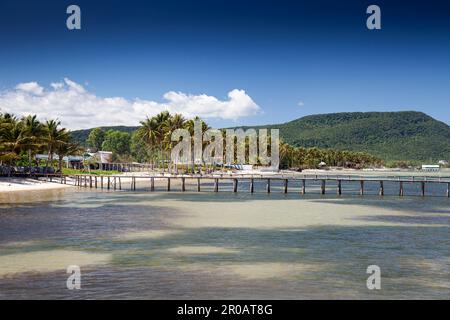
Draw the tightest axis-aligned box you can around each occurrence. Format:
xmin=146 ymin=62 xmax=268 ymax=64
xmin=301 ymin=179 xmax=306 ymax=194
xmin=399 ymin=181 xmax=404 ymax=196
xmin=181 ymin=177 xmax=186 ymax=192
xmin=379 ymin=181 xmax=384 ymax=196
xmin=337 ymin=180 xmax=342 ymax=195
xmin=119 ymin=177 xmax=122 ymax=190
xmin=214 ymin=178 xmax=219 ymax=192
xmin=167 ymin=178 xmax=171 ymax=191
xmin=101 ymin=176 xmax=104 ymax=189
xmin=250 ymin=178 xmax=254 ymax=193
xmin=233 ymin=178 xmax=238 ymax=192
xmin=421 ymin=181 xmax=425 ymax=197
xmin=284 ymin=179 xmax=288 ymax=194
xmin=321 ymin=179 xmax=326 ymax=195
xmin=150 ymin=177 xmax=155 ymax=191
xmin=89 ymin=176 xmax=92 ymax=188
xmin=107 ymin=176 xmax=110 ymax=190
xmin=359 ymin=180 xmax=364 ymax=196
xmin=114 ymin=177 xmax=117 ymax=190
xmin=267 ymin=179 xmax=271 ymax=193
xmin=197 ymin=178 xmax=201 ymax=192
xmin=95 ymin=176 xmax=97 ymax=188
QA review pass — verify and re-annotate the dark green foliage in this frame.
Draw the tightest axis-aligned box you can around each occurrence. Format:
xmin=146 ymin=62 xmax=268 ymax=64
xmin=71 ymin=126 xmax=137 ymax=146
xmin=101 ymin=130 xmax=132 ymax=156
xmin=72 ymin=111 xmax=450 ymax=162
xmin=251 ymin=111 xmax=450 ymax=162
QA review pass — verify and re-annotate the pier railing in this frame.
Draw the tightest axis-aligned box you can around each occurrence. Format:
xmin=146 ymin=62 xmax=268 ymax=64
xmin=34 ymin=173 xmax=450 ymax=197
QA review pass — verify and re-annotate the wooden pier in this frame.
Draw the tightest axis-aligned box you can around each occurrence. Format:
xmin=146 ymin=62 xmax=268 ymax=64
xmin=36 ymin=173 xmax=450 ymax=198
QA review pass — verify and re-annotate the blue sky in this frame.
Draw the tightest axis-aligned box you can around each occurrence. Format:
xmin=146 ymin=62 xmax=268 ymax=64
xmin=0 ymin=0 xmax=449 ymax=129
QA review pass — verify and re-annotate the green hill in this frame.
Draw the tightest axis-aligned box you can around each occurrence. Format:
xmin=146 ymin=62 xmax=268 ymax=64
xmin=71 ymin=111 xmax=450 ymax=162
xmin=257 ymin=111 xmax=450 ymax=162
xmin=71 ymin=126 xmax=137 ymax=146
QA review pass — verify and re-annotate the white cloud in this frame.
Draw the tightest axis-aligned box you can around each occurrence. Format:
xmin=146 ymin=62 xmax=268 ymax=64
xmin=0 ymin=79 xmax=261 ymax=130
xmin=297 ymin=101 xmax=305 ymax=107
xmin=15 ymin=82 xmax=44 ymax=95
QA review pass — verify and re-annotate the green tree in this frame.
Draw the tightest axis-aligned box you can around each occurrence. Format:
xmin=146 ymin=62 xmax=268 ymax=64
xmin=131 ymin=131 xmax=149 ymax=163
xmin=43 ymin=119 xmax=68 ymax=172
xmin=101 ymin=130 xmax=131 ymax=157
xmin=86 ymin=128 xmax=105 ymax=152
xmin=0 ymin=114 xmax=24 ymax=169
xmin=21 ymin=115 xmax=45 ymax=171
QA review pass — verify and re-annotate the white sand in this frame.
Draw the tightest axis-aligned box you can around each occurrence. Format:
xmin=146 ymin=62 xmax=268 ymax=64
xmin=114 ymin=229 xmax=182 ymax=240
xmin=0 ymin=250 xmax=111 ymax=278
xmin=165 ymin=246 xmax=238 ymax=255
xmin=177 ymin=262 xmax=326 ymax=280
xmin=0 ymin=178 xmax=72 ymax=193
xmin=160 ymin=198 xmax=449 ymax=229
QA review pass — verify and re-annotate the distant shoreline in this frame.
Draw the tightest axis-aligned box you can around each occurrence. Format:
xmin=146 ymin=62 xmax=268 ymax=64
xmin=1 ymin=167 xmax=449 ymax=195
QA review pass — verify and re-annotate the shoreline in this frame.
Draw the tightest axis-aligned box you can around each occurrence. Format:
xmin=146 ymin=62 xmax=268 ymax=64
xmin=0 ymin=177 xmax=72 ymax=193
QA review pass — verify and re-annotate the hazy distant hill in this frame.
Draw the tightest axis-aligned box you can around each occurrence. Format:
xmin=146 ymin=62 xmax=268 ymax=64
xmin=71 ymin=111 xmax=450 ymax=162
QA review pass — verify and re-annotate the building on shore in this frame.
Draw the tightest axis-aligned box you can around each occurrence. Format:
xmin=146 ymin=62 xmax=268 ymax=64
xmin=35 ymin=154 xmax=85 ymax=169
xmin=421 ymin=164 xmax=440 ymax=172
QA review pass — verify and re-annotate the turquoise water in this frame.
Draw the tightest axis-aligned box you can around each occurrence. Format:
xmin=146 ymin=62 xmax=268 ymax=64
xmin=0 ymin=188 xmax=449 ymax=299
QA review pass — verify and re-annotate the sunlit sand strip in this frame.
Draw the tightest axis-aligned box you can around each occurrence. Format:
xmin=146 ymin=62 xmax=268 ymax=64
xmin=0 ymin=240 xmax=44 ymax=248
xmin=164 ymin=198 xmax=450 ymax=229
xmin=0 ymin=250 xmax=111 ymax=278
xmin=165 ymin=246 xmax=239 ymax=255
xmin=0 ymin=178 xmax=72 ymax=193
xmin=177 ymin=262 xmax=326 ymax=280
xmin=114 ymin=229 xmax=183 ymax=240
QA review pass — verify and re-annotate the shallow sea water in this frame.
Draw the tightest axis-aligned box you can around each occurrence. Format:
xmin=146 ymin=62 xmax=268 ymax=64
xmin=0 ymin=185 xmax=449 ymax=299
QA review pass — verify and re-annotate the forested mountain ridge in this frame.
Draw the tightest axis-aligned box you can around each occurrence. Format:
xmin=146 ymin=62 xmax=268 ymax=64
xmin=71 ymin=111 xmax=450 ymax=162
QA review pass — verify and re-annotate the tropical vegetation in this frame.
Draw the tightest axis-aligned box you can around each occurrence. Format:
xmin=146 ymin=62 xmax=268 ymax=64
xmin=0 ymin=113 xmax=81 ymax=174
xmin=1 ymin=111 xmax=385 ymax=175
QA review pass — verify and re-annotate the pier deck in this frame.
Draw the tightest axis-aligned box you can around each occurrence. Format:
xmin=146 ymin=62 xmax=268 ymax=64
xmin=33 ymin=173 xmax=450 ymax=198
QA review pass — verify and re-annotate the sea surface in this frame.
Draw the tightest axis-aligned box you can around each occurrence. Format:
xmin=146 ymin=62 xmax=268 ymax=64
xmin=0 ymin=182 xmax=449 ymax=299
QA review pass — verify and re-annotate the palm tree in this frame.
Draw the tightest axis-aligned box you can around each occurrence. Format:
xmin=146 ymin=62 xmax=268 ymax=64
xmin=55 ymin=138 xmax=82 ymax=175
xmin=136 ymin=117 xmax=159 ymax=167
xmin=21 ymin=115 xmax=45 ymax=173
xmin=43 ymin=119 xmax=68 ymax=173
xmin=185 ymin=116 xmax=210 ymax=173
xmin=162 ymin=113 xmax=186 ymax=173
xmin=0 ymin=114 xmax=24 ymax=173
xmin=151 ymin=111 xmax=171 ymax=171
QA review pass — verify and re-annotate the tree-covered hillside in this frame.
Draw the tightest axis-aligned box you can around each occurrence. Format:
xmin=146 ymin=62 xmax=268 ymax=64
xmin=261 ymin=111 xmax=450 ymax=162
xmin=71 ymin=126 xmax=137 ymax=147
xmin=71 ymin=111 xmax=450 ymax=162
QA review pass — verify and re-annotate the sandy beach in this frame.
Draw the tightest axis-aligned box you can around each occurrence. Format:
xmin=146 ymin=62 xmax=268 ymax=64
xmin=0 ymin=178 xmax=72 ymax=193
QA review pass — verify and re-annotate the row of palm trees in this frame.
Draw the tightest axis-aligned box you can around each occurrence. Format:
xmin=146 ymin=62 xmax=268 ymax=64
xmin=134 ymin=111 xmax=383 ymax=171
xmin=279 ymin=142 xmax=383 ymax=169
xmin=135 ymin=111 xmax=210 ymax=172
xmin=0 ymin=111 xmax=383 ymax=175
xmin=0 ymin=113 xmax=80 ymax=174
